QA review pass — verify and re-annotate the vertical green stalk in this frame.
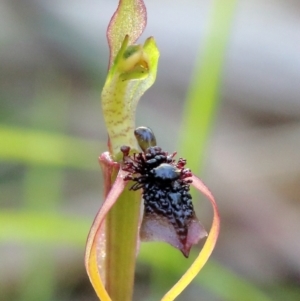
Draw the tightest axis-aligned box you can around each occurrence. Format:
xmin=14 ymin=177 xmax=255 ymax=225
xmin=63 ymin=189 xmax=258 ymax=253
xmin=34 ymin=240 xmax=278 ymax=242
xmin=105 ymin=180 xmax=141 ymax=301
xmin=179 ymin=0 xmax=237 ymax=173
xmin=97 ymin=35 xmax=158 ymax=301
xmin=85 ymin=2 xmax=159 ymax=300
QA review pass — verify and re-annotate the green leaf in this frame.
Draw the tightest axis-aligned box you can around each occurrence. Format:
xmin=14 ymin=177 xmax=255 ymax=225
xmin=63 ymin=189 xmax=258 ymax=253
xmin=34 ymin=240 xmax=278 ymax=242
xmin=0 ymin=125 xmax=101 ymax=170
xmin=0 ymin=210 xmax=88 ymax=246
xmin=179 ymin=0 xmax=238 ymax=174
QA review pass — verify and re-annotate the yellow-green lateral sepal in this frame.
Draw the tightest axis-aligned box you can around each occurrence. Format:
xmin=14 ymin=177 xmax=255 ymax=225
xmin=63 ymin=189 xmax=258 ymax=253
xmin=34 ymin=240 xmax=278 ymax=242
xmin=101 ymin=35 xmax=160 ymax=160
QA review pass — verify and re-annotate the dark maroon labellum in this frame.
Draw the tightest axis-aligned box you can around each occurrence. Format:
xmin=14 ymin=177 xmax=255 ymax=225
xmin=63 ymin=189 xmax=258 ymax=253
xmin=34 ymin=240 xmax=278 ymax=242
xmin=121 ymin=144 xmax=199 ymax=257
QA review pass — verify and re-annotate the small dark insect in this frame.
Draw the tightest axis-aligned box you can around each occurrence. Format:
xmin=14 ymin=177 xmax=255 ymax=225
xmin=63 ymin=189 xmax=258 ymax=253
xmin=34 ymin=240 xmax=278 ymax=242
xmin=121 ymin=127 xmax=197 ymax=256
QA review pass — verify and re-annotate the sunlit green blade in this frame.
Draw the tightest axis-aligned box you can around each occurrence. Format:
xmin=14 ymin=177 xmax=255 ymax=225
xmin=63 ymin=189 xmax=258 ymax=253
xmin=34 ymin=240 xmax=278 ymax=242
xmin=178 ymin=0 xmax=238 ymax=174
xmin=0 ymin=125 xmax=101 ymax=170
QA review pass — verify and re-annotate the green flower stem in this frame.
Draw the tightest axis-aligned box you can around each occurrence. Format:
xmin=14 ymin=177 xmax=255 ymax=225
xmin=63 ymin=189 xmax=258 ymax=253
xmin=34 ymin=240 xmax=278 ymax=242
xmin=105 ymin=173 xmax=141 ymax=301
xmin=97 ymin=4 xmax=158 ymax=298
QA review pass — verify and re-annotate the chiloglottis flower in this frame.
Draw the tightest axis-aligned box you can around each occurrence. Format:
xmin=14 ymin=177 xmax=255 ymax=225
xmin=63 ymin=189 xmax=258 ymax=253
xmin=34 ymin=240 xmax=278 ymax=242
xmin=85 ymin=129 xmax=220 ymax=301
xmin=122 ymin=127 xmax=207 ymax=258
xmin=84 ymin=0 xmax=219 ymax=299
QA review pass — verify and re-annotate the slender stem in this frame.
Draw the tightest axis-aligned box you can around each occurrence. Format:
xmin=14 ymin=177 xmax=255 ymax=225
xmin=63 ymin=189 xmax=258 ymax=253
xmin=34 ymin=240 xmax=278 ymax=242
xmin=105 ymin=174 xmax=141 ymax=301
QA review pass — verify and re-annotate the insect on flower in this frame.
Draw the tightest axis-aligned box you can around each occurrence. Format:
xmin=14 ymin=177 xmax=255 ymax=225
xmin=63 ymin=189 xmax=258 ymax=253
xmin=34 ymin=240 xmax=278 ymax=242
xmin=121 ymin=126 xmax=207 ymax=257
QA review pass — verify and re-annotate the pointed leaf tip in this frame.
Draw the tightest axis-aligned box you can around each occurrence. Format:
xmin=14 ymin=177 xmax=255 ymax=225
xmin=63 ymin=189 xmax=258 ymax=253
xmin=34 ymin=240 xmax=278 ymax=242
xmin=107 ymin=0 xmax=147 ymax=67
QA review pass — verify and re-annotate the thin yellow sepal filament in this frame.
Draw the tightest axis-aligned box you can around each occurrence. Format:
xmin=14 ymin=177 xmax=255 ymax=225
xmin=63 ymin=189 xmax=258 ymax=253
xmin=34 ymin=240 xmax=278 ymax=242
xmin=161 ymin=175 xmax=220 ymax=301
xmin=85 ymin=170 xmax=127 ymax=301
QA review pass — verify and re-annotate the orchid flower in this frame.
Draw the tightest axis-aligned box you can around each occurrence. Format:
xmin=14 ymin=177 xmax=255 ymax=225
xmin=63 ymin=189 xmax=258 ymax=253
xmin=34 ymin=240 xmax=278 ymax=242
xmin=84 ymin=1 xmax=220 ymax=301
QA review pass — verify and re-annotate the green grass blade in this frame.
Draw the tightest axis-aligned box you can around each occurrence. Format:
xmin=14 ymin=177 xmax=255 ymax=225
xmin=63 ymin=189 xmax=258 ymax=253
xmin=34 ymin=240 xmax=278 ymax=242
xmin=0 ymin=210 xmax=89 ymax=246
xmin=0 ymin=125 xmax=102 ymax=170
xmin=178 ymin=0 xmax=237 ymax=173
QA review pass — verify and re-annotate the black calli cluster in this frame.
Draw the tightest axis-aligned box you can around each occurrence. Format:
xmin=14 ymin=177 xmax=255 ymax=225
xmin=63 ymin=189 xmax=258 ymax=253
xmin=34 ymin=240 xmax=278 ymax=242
xmin=121 ymin=127 xmax=197 ymax=251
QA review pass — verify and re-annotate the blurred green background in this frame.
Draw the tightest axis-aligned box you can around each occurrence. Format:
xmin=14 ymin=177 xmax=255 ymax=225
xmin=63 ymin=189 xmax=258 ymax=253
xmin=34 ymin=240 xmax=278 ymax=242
xmin=1 ymin=0 xmax=300 ymax=300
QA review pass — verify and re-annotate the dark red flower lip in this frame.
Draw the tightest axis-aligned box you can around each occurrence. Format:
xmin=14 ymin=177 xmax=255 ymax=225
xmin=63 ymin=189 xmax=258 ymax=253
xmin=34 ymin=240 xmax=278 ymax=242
xmin=140 ymin=210 xmax=207 ymax=258
xmin=121 ymin=145 xmax=208 ymax=257
xmin=85 ymin=151 xmax=220 ymax=301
